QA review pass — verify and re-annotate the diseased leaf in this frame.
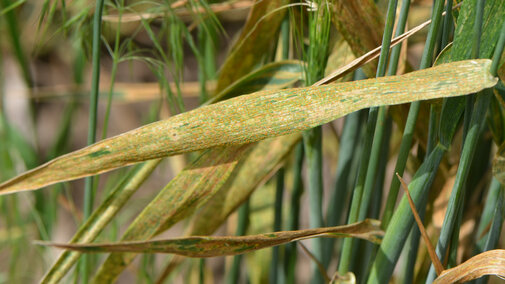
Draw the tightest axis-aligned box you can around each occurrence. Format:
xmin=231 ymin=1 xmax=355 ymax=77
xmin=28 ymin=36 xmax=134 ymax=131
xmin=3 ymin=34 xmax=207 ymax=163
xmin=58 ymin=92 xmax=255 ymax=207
xmin=37 ymin=219 xmax=384 ymax=257
xmin=433 ymin=250 xmax=505 ymax=283
xmin=0 ymin=59 xmax=497 ymax=194
xmin=92 ymin=134 xmax=300 ymax=283
xmin=324 ymin=39 xmax=355 ymax=80
xmin=207 ymin=60 xmax=304 ymax=105
xmin=187 ymin=135 xmax=300 ymax=236
xmin=156 ymin=133 xmax=301 ymax=280
xmin=87 ymin=145 xmax=252 ymax=283
xmin=317 ymin=17 xmax=432 ymax=86
xmin=87 ymin=58 xmax=304 ymax=283
xmin=499 ymin=60 xmax=505 ymax=82
xmin=41 ymin=159 xmax=161 ymax=284
xmin=330 ymin=0 xmax=384 ymax=78
xmin=215 ymin=0 xmax=289 ymax=93
xmin=40 ymin=58 xmax=302 ymax=283
xmin=492 ymin=141 xmax=505 ymax=185
xmin=100 ymin=144 xmax=250 ymax=245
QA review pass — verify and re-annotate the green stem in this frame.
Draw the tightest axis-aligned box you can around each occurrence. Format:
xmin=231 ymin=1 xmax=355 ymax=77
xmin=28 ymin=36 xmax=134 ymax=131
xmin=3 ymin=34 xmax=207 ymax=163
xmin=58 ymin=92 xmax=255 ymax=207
xmin=403 ymin=2 xmax=454 ymax=277
xmin=426 ymin=91 xmax=492 ymax=283
xmin=101 ymin=0 xmax=123 ymax=140
xmin=382 ymin=0 xmax=445 ymax=229
xmin=475 ymin=178 xmax=502 ymax=252
xmin=270 ymin=168 xmax=284 ymax=284
xmin=463 ymin=0 xmax=485 ymax=142
xmin=322 ymin=109 xmax=362 ymax=267
xmin=280 ymin=15 xmax=290 ymax=60
xmin=368 ymin=143 xmax=446 ymax=284
xmin=339 ymin=0 xmax=398 ymax=273
xmin=302 ymin=126 xmax=324 ymax=283
xmin=358 ymin=116 xmax=393 ymax=282
xmin=474 ymin=188 xmax=504 ymax=284
xmin=197 ymin=26 xmax=208 ymax=104
xmin=304 ymin=3 xmax=331 ymax=283
xmin=226 ymin=201 xmax=250 ymax=284
xmin=490 ymin=20 xmax=505 ymax=77
xmin=402 ymin=206 xmax=425 ymax=283
xmin=197 ymin=18 xmax=217 ymax=104
xmin=81 ymin=0 xmax=105 ymax=281
xmin=199 ymin=259 xmax=205 ymax=284
xmin=426 ymin=105 xmax=439 ymax=154
xmin=440 ymin=0 xmax=453 ymax=49
xmin=472 ymin=0 xmax=485 ymax=60
xmin=285 ymin=143 xmax=304 ymax=284
xmin=426 ymin=16 xmax=505 ymax=282
xmin=447 ymin=199 xmax=465 ymax=268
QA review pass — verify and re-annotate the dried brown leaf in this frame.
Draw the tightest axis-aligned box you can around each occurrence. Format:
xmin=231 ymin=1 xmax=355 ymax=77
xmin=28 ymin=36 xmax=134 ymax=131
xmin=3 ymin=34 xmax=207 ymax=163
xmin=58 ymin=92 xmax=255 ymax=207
xmin=433 ymin=250 xmax=505 ymax=283
xmin=37 ymin=219 xmax=384 ymax=257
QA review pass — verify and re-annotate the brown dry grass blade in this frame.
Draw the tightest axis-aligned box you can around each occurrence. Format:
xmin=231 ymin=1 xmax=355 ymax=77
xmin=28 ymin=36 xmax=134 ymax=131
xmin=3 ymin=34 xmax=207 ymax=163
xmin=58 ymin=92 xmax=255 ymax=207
xmin=433 ymin=249 xmax=505 ymax=283
xmin=299 ymin=242 xmax=331 ymax=282
xmin=36 ymin=219 xmax=383 ymax=257
xmin=30 ymin=81 xmax=213 ymax=101
xmin=30 ymin=60 xmax=302 ymax=102
xmin=492 ymin=141 xmax=505 ymax=185
xmin=102 ymin=1 xmax=253 ymax=23
xmin=396 ymin=173 xmax=444 ymax=275
xmin=499 ymin=59 xmax=505 ymax=82
xmin=0 ymin=60 xmax=496 ymax=195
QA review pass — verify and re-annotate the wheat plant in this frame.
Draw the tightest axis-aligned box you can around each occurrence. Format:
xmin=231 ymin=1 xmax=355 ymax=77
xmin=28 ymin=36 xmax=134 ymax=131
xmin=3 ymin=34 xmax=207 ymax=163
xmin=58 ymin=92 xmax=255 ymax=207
xmin=0 ymin=0 xmax=504 ymax=283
